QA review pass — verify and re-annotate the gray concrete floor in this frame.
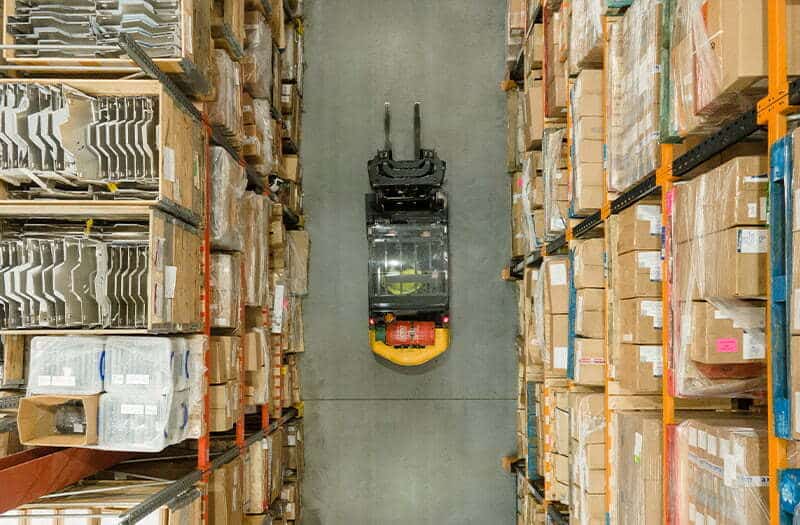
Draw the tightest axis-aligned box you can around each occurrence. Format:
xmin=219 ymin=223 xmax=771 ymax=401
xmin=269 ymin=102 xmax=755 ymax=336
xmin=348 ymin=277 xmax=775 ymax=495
xmin=301 ymin=1 xmax=516 ymax=523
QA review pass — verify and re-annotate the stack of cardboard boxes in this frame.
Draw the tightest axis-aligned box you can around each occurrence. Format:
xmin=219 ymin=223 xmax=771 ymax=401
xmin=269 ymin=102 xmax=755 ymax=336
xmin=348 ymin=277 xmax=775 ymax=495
xmin=614 ymin=203 xmax=664 ymax=396
xmin=569 ymin=393 xmax=605 ymax=525
xmin=570 ymin=70 xmax=604 ymax=216
xmin=572 ymin=238 xmax=605 ymax=387
xmin=613 ymin=411 xmax=662 ymax=524
xmin=543 ymin=129 xmax=569 ymax=239
xmin=673 ymin=156 xmax=768 ymax=397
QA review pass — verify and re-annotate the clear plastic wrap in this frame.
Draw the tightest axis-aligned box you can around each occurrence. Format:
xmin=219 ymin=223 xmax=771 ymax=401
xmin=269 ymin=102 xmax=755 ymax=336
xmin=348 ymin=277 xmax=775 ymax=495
xmin=570 ymin=393 xmax=606 ymax=525
xmin=211 ymin=146 xmax=246 ymax=251
xmin=28 ymin=336 xmax=105 ymax=395
xmin=98 ymin=388 xmax=188 ymax=451
xmin=288 ymin=297 xmax=305 ymax=353
xmin=243 ymin=12 xmax=273 ymax=98
xmin=614 ymin=410 xmax=663 ymax=524
xmin=543 ymin=127 xmax=568 ymax=238
xmin=671 ymin=155 xmax=769 ymax=397
xmin=672 ymin=418 xmax=769 ymax=525
xmin=568 ymin=0 xmax=603 ymax=70
xmin=211 ymin=252 xmax=242 ymax=330
xmin=287 ymin=230 xmax=309 ymax=296
xmin=282 ymin=20 xmax=301 ymax=83
xmin=253 ymin=99 xmax=278 ymax=174
xmin=241 ymin=192 xmax=269 ymax=306
xmin=607 ymin=0 xmax=661 ymax=192
xmin=517 ymin=153 xmax=543 ymax=253
xmin=105 ymin=336 xmax=189 ymax=394
xmin=208 ymin=49 xmax=243 ymax=138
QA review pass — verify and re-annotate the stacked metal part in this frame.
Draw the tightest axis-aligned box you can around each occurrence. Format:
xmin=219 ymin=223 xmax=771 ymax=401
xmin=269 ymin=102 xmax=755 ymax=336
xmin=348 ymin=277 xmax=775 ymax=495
xmin=0 ymin=221 xmax=150 ymax=329
xmin=8 ymin=0 xmax=181 ymax=58
xmin=0 ymin=83 xmax=159 ymax=197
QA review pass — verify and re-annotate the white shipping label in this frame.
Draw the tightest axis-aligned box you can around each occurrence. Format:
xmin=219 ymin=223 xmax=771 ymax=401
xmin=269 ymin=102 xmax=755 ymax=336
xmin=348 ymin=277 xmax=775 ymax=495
xmin=742 ymin=331 xmax=765 ymax=360
xmin=723 ymin=454 xmax=737 ymax=487
xmin=125 ymin=374 xmax=151 ymax=385
xmin=112 ymin=374 xmax=125 ymax=385
xmin=550 ymin=263 xmax=567 ymax=286
xmin=737 ymin=229 xmax=768 ymax=254
xmin=718 ymin=437 xmax=730 ymax=457
xmin=120 ymin=404 xmax=145 ymax=415
xmin=73 ymin=423 xmax=84 ymax=433
xmin=640 ymin=300 xmax=663 ymax=329
xmin=747 ymin=202 xmax=758 ymax=218
xmin=553 ymin=347 xmax=568 ymax=370
xmin=706 ymin=435 xmax=717 ymax=457
xmin=164 ymin=266 xmax=177 ymax=299
xmin=639 ymin=345 xmax=662 ymax=363
xmin=144 ymin=405 xmax=158 ymax=416
xmin=37 ymin=375 xmax=52 ymax=386
xmin=636 ymin=205 xmax=662 ymax=235
xmin=186 ymin=15 xmax=193 ymax=54
xmin=51 ymin=375 xmax=76 ymax=387
xmin=633 ymin=432 xmax=643 ymax=463
xmin=288 ymin=435 xmax=297 ymax=446
xmin=623 ymin=333 xmax=633 ymax=342
xmin=652 ymin=361 xmax=663 ymax=377
xmin=637 ymin=251 xmax=662 ymax=281
xmin=271 ymin=284 xmax=286 ymax=333
xmin=760 ymin=197 xmax=768 ymax=221
xmin=163 ymin=147 xmax=176 ymax=182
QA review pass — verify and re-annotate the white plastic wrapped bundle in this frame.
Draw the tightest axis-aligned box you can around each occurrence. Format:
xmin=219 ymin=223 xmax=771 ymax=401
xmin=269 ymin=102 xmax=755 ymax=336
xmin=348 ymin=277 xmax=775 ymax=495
xmin=543 ymin=127 xmax=567 ymax=237
xmin=244 ymin=12 xmax=273 ymax=98
xmin=104 ymin=336 xmax=189 ymax=394
xmin=211 ymin=146 xmax=246 ymax=251
xmin=568 ymin=0 xmax=603 ymax=70
xmin=241 ymin=192 xmax=268 ymax=306
xmin=607 ymin=0 xmax=661 ymax=192
xmin=211 ymin=252 xmax=241 ymax=330
xmin=98 ymin=389 xmax=189 ymax=452
xmin=207 ymin=49 xmax=243 ymax=138
xmin=671 ymin=418 xmax=769 ymax=525
xmin=253 ymin=99 xmax=277 ymax=174
xmin=570 ymin=393 xmax=606 ymax=525
xmin=287 ymin=230 xmax=309 ymax=296
xmin=28 ymin=336 xmax=105 ymax=395
xmin=518 ymin=154 xmax=541 ymax=252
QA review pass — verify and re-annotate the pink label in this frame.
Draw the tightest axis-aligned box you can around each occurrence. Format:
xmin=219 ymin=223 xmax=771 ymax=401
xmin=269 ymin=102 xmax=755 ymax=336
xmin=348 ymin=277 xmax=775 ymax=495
xmin=516 ymin=177 xmax=523 ymax=188
xmin=715 ymin=338 xmax=738 ymax=353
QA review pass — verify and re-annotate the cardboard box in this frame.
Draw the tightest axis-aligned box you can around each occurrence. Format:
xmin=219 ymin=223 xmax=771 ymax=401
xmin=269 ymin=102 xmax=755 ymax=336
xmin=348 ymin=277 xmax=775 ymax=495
xmin=526 ymin=73 xmax=544 ymax=146
xmin=574 ymin=338 xmax=605 ymax=386
xmin=269 ymin=427 xmax=285 ymax=502
xmin=615 ymin=411 xmax=662 ymax=524
xmin=689 ymin=300 xmax=766 ymax=369
xmin=673 ymin=156 xmax=768 ymax=244
xmin=706 ymin=227 xmax=767 ymax=298
xmin=211 ymin=336 xmax=239 ymax=383
xmin=244 ymin=330 xmax=267 ymax=372
xmin=547 ymin=314 xmax=569 ymax=376
xmin=620 ymin=298 xmax=662 ymax=344
xmin=576 ymin=288 xmax=604 ymax=339
xmin=282 ymin=154 xmax=300 ymax=183
xmin=575 ymin=469 xmax=606 ymax=495
xmin=527 ymin=24 xmax=544 ymax=68
xmin=617 ymin=203 xmax=661 ymax=254
xmin=210 ymin=381 xmax=239 ymax=432
xmin=554 ymin=452 xmax=569 ymax=485
xmin=245 ymin=366 xmax=269 ymax=406
xmin=245 ymin=439 xmax=269 ymax=514
xmin=555 ymin=408 xmax=570 ymax=455
xmin=18 ymin=394 xmax=99 ymax=446
xmin=573 ymin=238 xmax=604 ymax=289
xmin=618 ymin=344 xmax=663 ymax=394
xmin=543 ymin=257 xmax=569 ymax=314
xmin=617 ymin=251 xmax=662 ymax=299
xmin=209 ymin=456 xmax=244 ymax=525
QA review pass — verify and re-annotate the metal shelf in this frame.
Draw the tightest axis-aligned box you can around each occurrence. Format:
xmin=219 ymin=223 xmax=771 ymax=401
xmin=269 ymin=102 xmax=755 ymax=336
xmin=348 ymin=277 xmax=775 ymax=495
xmin=514 ymin=469 xmax=567 ymax=525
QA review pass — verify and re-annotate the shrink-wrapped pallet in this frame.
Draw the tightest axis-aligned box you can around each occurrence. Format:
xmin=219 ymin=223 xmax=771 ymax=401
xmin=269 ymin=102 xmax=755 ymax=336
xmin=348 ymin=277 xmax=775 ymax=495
xmin=243 ymin=11 xmax=274 ymax=98
xmin=211 ymin=146 xmax=246 ymax=251
xmin=105 ymin=336 xmax=190 ymax=394
xmin=607 ymin=0 xmax=661 ymax=192
xmin=543 ymin=127 xmax=568 ymax=237
xmin=211 ymin=253 xmax=242 ymax=330
xmin=27 ymin=337 xmax=105 ymax=395
xmin=568 ymin=0 xmax=603 ymax=71
xmin=208 ymin=49 xmax=243 ymax=139
xmin=672 ymin=156 xmax=768 ymax=397
xmin=570 ymin=393 xmax=606 ymax=525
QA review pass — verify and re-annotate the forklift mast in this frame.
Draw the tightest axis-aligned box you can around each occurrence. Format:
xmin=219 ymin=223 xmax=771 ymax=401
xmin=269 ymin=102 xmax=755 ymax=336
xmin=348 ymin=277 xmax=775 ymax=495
xmin=365 ymin=103 xmax=450 ymax=365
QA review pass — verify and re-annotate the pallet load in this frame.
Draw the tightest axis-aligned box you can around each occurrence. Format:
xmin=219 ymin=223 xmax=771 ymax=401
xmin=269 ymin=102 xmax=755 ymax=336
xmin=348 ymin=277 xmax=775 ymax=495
xmin=542 ymin=129 xmax=568 ymax=238
xmin=672 ymin=418 xmax=769 ymax=524
xmin=569 ymin=393 xmax=605 ymax=525
xmin=613 ymin=202 xmax=664 ymax=395
xmin=606 ymin=0 xmax=661 ymax=193
xmin=534 ymin=256 xmax=569 ymax=378
xmin=614 ymin=411 xmax=662 ymax=524
xmin=672 ymin=156 xmax=768 ymax=397
xmin=663 ymin=0 xmax=800 ymax=142
xmin=512 ymin=152 xmax=545 ymax=258
xmin=571 ymin=238 xmax=605 ymax=387
xmin=569 ymin=70 xmax=604 ymax=216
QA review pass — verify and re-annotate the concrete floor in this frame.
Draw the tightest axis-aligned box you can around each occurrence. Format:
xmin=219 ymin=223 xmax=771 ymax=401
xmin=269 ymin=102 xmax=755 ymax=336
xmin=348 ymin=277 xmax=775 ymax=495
xmin=301 ymin=1 xmax=516 ymax=523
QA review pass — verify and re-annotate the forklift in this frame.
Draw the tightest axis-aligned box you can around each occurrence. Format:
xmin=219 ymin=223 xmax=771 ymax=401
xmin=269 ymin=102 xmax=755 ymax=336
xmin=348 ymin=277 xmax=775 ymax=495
xmin=365 ymin=103 xmax=450 ymax=366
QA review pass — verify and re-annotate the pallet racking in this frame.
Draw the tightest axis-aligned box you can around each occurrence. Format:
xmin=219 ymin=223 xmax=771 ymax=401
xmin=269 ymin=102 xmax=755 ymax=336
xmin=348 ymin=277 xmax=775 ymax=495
xmin=0 ymin=1 xmax=305 ymax=521
xmin=505 ymin=0 xmax=799 ymax=523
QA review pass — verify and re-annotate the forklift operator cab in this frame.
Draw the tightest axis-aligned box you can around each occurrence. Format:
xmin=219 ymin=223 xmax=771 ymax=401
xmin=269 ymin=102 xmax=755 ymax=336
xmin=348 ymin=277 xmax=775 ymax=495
xmin=365 ymin=102 xmax=450 ymax=366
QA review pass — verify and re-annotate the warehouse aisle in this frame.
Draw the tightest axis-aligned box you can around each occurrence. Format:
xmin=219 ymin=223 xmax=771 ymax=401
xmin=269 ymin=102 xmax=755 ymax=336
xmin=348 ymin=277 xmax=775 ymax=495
xmin=301 ymin=1 xmax=516 ymax=523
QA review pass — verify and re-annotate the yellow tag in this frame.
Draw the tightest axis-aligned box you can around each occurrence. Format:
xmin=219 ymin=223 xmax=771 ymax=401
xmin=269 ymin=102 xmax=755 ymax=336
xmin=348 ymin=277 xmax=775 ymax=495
xmin=84 ymin=218 xmax=94 ymax=236
xmin=107 ymin=182 xmax=118 ymax=193
xmin=294 ymin=19 xmax=304 ymax=35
